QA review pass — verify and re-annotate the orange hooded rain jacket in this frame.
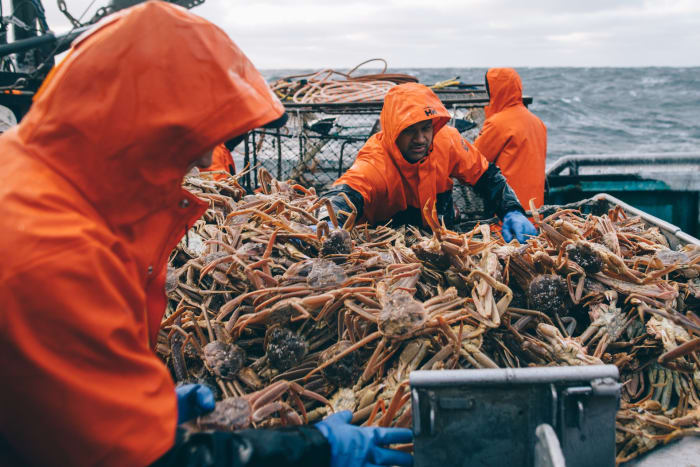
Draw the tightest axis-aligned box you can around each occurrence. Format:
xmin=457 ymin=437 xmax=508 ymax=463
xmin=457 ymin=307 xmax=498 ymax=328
xmin=201 ymin=142 xmax=236 ymax=180
xmin=475 ymin=68 xmax=547 ymax=209
xmin=334 ymin=83 xmax=488 ymax=226
xmin=0 ymin=3 xmax=283 ymax=466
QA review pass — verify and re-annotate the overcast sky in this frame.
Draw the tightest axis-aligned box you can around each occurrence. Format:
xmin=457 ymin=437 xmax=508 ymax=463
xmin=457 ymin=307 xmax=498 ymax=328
xmin=35 ymin=0 xmax=700 ymax=68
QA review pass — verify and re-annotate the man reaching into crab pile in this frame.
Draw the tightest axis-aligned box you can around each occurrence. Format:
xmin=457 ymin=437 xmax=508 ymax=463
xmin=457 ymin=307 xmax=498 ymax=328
xmin=322 ymin=82 xmax=537 ymax=242
xmin=0 ymin=3 xmax=411 ymax=467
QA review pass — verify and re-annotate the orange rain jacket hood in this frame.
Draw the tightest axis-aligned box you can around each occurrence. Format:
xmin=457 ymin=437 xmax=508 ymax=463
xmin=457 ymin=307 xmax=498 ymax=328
xmin=0 ymin=2 xmax=283 ymax=466
xmin=335 ymin=83 xmax=488 ymax=225
xmin=476 ymin=68 xmax=547 ymax=208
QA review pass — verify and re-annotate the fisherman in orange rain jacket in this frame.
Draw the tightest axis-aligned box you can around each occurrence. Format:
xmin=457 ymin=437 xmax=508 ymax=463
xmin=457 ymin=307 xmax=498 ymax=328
xmin=475 ymin=68 xmax=547 ymax=209
xmin=200 ymin=113 xmax=289 ymax=180
xmin=200 ymin=142 xmax=236 ymax=180
xmin=321 ymin=82 xmax=536 ymax=243
xmin=0 ymin=3 xmax=411 ymax=467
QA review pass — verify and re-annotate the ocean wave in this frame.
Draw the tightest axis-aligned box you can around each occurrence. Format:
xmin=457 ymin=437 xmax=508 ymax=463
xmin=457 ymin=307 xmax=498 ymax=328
xmin=263 ymin=67 xmax=700 ymax=160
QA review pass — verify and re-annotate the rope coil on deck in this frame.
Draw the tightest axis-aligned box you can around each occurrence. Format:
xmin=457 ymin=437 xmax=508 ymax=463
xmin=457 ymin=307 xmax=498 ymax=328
xmin=270 ymin=58 xmax=418 ymax=104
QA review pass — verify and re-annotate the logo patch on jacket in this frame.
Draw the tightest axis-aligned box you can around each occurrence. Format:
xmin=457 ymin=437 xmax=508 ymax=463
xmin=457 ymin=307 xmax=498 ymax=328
xmin=424 ymin=107 xmax=437 ymax=117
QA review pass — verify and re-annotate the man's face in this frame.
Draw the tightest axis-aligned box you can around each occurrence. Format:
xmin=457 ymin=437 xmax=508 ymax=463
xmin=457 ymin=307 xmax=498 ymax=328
xmin=395 ymin=119 xmax=433 ymax=163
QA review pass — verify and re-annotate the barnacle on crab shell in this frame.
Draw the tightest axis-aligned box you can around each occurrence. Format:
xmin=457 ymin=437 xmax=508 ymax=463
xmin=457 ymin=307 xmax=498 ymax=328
xmin=528 ymin=274 xmax=569 ymax=317
xmin=265 ymin=327 xmax=308 ymax=371
xmin=566 ymin=243 xmax=604 ymax=273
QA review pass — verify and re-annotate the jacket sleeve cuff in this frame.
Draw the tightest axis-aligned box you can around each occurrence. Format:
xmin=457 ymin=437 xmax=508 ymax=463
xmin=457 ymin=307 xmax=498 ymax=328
xmin=151 ymin=426 xmax=331 ymax=467
xmin=473 ymin=163 xmax=525 ymax=219
xmin=241 ymin=426 xmax=331 ymax=466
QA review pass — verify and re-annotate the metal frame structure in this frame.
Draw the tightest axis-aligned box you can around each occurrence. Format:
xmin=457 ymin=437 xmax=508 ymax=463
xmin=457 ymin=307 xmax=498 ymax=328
xmin=238 ymin=90 xmax=533 ymax=193
xmin=411 ymin=365 xmax=621 ymax=467
xmin=546 ymin=153 xmax=700 ymax=238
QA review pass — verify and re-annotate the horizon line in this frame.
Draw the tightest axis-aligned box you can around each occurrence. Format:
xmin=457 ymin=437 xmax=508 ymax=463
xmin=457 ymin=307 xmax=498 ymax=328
xmin=258 ymin=65 xmax=700 ymax=70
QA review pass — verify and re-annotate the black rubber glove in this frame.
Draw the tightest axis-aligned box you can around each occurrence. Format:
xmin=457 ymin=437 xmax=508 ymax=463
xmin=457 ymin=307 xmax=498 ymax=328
xmin=319 ymin=184 xmax=365 ymax=225
xmin=473 ymin=163 xmax=525 ymax=219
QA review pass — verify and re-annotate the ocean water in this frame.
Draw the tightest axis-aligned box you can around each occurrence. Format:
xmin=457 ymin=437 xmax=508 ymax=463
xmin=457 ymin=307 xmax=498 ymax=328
xmin=262 ymin=67 xmax=700 ymax=162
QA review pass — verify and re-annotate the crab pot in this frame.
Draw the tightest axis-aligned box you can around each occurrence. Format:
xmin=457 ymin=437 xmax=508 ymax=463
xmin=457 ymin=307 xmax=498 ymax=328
xmin=410 ymin=365 xmax=620 ymax=467
xmin=236 ymin=89 xmax=535 ymax=200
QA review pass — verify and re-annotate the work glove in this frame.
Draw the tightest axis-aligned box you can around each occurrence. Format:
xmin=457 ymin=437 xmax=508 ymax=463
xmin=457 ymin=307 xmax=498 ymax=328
xmin=502 ymin=210 xmax=537 ymax=244
xmin=315 ymin=411 xmax=413 ymax=467
xmin=175 ymin=383 xmax=215 ymax=424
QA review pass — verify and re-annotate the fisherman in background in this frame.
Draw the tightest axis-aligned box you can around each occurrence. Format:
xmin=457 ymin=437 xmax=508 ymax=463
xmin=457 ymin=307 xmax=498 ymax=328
xmin=199 ymin=126 xmax=269 ymax=180
xmin=322 ymin=82 xmax=536 ymax=243
xmin=0 ymin=3 xmax=411 ymax=467
xmin=475 ymin=68 xmax=547 ymax=209
xmin=199 ymin=142 xmax=237 ymax=179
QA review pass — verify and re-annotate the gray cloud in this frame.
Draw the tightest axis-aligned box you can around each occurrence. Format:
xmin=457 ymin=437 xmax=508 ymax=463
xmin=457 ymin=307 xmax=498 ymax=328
xmin=39 ymin=0 xmax=700 ymax=68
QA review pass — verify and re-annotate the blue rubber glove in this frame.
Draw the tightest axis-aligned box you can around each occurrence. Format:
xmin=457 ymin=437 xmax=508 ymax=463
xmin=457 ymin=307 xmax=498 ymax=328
xmin=315 ymin=411 xmax=413 ymax=467
xmin=502 ymin=210 xmax=537 ymax=243
xmin=175 ymin=383 xmax=215 ymax=424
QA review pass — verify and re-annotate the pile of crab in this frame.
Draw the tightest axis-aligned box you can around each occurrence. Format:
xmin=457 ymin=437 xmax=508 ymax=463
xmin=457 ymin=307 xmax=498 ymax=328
xmin=158 ymin=168 xmax=700 ymax=464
